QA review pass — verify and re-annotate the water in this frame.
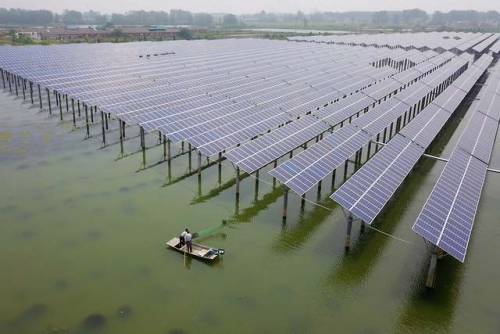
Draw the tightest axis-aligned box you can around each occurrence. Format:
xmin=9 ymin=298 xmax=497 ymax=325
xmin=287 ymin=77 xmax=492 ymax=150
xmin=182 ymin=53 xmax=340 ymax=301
xmin=1 ymin=88 xmax=500 ymax=334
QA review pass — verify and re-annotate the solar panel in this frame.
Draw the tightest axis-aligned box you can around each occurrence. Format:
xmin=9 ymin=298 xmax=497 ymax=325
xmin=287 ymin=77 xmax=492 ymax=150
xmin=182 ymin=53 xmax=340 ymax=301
xmin=412 ymin=150 xmax=487 ymax=262
xmin=269 ymin=125 xmax=371 ymax=195
xmin=332 ymin=56 xmax=490 ymax=226
xmin=290 ymin=32 xmax=491 ymax=53
xmin=457 ymin=112 xmax=498 ymax=164
xmin=331 ymin=134 xmax=424 ymax=224
xmin=224 ymin=115 xmax=329 ymax=174
xmin=269 ymin=55 xmax=468 ymax=195
xmin=399 ymin=104 xmax=449 ymax=148
xmin=477 ymin=80 xmax=500 ymax=121
xmin=224 ymin=52 xmax=457 ymax=175
xmin=411 ymin=57 xmax=498 ymax=262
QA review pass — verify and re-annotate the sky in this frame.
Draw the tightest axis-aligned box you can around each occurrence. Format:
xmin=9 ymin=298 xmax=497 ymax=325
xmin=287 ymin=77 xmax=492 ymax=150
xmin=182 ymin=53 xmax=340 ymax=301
xmin=1 ymin=0 xmax=499 ymax=14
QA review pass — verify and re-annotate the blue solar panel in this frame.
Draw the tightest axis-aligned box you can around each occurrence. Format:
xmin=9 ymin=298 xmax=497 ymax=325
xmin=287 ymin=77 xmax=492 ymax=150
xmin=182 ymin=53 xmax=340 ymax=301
xmin=332 ymin=56 xmax=490 ymax=226
xmin=224 ymin=115 xmax=329 ymax=174
xmin=269 ymin=125 xmax=371 ymax=195
xmin=457 ymin=112 xmax=498 ymax=164
xmin=331 ymin=134 xmax=424 ymax=224
xmin=399 ymin=104 xmax=446 ymax=148
xmin=269 ymin=56 xmax=470 ymax=195
xmin=412 ymin=150 xmax=487 ymax=262
xmin=477 ymin=80 xmax=500 ymax=121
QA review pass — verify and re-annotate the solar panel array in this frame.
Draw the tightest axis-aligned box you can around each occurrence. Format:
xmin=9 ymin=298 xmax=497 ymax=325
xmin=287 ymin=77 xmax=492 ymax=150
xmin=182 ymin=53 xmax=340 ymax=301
xmin=331 ymin=54 xmax=492 ymax=225
xmin=2 ymin=39 xmax=443 ymax=158
xmin=269 ymin=54 xmax=470 ymax=195
xmin=472 ymin=33 xmax=500 ymax=53
xmin=289 ymin=32 xmax=493 ymax=53
xmin=413 ymin=59 xmax=500 ymax=262
xmin=225 ymin=52 xmax=456 ymax=174
xmin=1 ymin=35 xmax=499 ymax=264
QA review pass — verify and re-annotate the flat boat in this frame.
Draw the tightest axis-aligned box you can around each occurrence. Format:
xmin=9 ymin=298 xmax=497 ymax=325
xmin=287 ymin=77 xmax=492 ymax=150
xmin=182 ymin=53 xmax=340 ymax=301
xmin=165 ymin=237 xmax=224 ymax=262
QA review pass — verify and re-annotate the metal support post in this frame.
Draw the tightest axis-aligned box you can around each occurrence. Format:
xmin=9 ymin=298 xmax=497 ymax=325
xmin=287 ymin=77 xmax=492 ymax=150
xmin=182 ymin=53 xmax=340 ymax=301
xmin=235 ymin=167 xmax=240 ymax=202
xmin=140 ymin=127 xmax=146 ymax=168
xmin=282 ymin=188 xmax=289 ymax=223
xmin=345 ymin=214 xmax=353 ymax=251
xmin=100 ymin=110 xmax=106 ymax=145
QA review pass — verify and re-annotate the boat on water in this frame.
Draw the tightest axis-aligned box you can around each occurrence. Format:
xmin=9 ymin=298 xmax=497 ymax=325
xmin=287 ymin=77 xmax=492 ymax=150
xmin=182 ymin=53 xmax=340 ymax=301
xmin=166 ymin=237 xmax=224 ymax=262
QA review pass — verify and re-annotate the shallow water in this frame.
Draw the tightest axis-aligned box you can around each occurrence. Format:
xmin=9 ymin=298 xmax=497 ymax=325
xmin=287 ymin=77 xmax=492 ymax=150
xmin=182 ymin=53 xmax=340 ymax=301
xmin=1 ymin=87 xmax=500 ymax=334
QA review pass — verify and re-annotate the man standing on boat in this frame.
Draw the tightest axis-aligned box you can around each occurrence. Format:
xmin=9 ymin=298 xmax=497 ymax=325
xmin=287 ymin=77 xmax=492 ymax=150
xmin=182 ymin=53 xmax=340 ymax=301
xmin=179 ymin=228 xmax=188 ymax=246
xmin=185 ymin=229 xmax=193 ymax=253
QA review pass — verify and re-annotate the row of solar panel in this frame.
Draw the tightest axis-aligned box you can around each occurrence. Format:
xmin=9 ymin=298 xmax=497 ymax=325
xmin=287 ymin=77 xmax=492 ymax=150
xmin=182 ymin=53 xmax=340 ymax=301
xmin=0 ymin=40 xmax=442 ymax=164
xmin=223 ymin=52 xmax=456 ymax=174
xmin=331 ymin=54 xmax=492 ymax=228
xmin=289 ymin=32 xmax=493 ymax=53
xmin=269 ymin=55 xmax=470 ymax=195
xmin=412 ymin=57 xmax=499 ymax=262
xmin=0 ymin=41 xmax=418 ymax=104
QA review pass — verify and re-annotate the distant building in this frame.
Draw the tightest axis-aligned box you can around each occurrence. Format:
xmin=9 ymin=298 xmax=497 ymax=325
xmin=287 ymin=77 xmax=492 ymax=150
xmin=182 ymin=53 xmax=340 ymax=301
xmin=11 ymin=26 xmax=184 ymax=42
xmin=118 ymin=26 xmax=180 ymax=40
xmin=39 ymin=27 xmax=109 ymax=41
xmin=16 ymin=30 xmax=42 ymax=40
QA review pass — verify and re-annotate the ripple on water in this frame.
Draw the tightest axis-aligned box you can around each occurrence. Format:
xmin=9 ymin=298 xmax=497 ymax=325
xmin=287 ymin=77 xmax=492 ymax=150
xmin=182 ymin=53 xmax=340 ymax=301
xmin=137 ymin=266 xmax=152 ymax=278
xmin=195 ymin=308 xmax=220 ymax=327
xmin=118 ymin=186 xmax=131 ymax=193
xmin=16 ymin=163 xmax=30 ymax=170
xmin=63 ymin=197 xmax=75 ymax=205
xmin=54 ymin=279 xmax=69 ymax=291
xmin=62 ymin=239 xmax=79 ymax=249
xmin=15 ymin=211 xmax=33 ymax=221
xmin=167 ymin=329 xmax=188 ymax=334
xmin=19 ymin=230 xmax=37 ymax=239
xmin=288 ymin=314 xmax=312 ymax=334
xmin=1 ymin=204 xmax=17 ymax=214
xmin=227 ymin=295 xmax=258 ymax=309
xmin=9 ymin=303 xmax=48 ymax=328
xmin=87 ymin=229 xmax=101 ymax=240
xmin=117 ymin=305 xmax=133 ymax=319
xmin=81 ymin=313 xmax=106 ymax=331
xmin=122 ymin=203 xmax=138 ymax=215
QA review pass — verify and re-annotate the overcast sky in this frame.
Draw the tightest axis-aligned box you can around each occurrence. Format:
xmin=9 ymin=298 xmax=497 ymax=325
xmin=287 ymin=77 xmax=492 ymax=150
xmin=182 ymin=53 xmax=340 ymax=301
xmin=1 ymin=0 xmax=498 ymax=14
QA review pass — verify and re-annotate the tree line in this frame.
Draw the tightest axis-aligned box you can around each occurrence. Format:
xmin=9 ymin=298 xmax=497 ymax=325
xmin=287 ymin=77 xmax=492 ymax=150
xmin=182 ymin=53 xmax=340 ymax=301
xmin=1 ymin=7 xmax=500 ymax=31
xmin=0 ymin=8 xmax=239 ymax=27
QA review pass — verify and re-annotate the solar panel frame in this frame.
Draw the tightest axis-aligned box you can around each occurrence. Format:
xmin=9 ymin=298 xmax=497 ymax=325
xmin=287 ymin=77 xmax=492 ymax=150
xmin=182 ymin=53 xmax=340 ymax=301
xmin=331 ymin=134 xmax=424 ymax=224
xmin=412 ymin=150 xmax=487 ymax=262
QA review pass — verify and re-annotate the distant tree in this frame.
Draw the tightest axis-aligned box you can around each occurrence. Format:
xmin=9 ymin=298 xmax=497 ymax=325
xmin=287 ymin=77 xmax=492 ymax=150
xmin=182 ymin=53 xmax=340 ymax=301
xmin=170 ymin=9 xmax=193 ymax=25
xmin=83 ymin=10 xmax=107 ymax=25
xmin=430 ymin=11 xmax=446 ymax=25
xmin=62 ymin=10 xmax=84 ymax=25
xmin=223 ymin=14 xmax=238 ymax=27
xmin=111 ymin=28 xmax=122 ymax=36
xmin=485 ymin=10 xmax=500 ymax=21
xmin=177 ymin=28 xmax=193 ymax=40
xmin=110 ymin=13 xmax=126 ymax=25
xmin=372 ymin=11 xmax=389 ymax=25
xmin=149 ymin=11 xmax=169 ymax=25
xmin=401 ymin=9 xmax=428 ymax=24
xmin=0 ymin=8 xmax=53 ymax=25
xmin=193 ymin=13 xmax=213 ymax=27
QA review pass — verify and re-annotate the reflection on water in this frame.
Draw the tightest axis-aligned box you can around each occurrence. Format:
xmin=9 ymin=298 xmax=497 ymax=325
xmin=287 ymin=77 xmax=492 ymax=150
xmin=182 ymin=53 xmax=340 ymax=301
xmin=274 ymin=198 xmax=336 ymax=252
xmin=397 ymin=257 xmax=462 ymax=333
xmin=235 ymin=186 xmax=283 ymax=222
